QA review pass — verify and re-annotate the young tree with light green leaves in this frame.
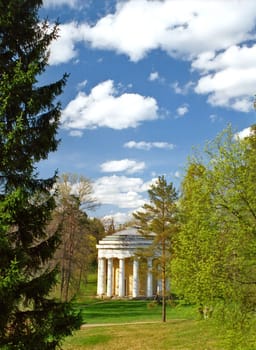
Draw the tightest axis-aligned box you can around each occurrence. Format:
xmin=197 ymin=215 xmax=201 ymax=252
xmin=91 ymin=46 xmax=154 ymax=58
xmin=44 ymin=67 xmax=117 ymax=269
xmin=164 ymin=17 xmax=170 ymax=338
xmin=172 ymin=126 xmax=256 ymax=349
xmin=0 ymin=2 xmax=81 ymax=349
xmin=133 ymin=176 xmax=178 ymax=322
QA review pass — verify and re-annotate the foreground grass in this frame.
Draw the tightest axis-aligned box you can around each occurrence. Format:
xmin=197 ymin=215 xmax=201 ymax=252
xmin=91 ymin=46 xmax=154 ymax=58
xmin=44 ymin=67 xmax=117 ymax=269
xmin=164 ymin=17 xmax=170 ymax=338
xmin=65 ymin=276 xmax=222 ymax=349
xmin=63 ymin=319 xmax=222 ymax=350
xmin=63 ymin=299 xmax=223 ymax=349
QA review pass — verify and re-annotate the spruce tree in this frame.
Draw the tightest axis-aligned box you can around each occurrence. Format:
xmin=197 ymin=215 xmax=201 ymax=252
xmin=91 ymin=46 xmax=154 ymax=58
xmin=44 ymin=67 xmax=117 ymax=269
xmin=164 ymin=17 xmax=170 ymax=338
xmin=0 ymin=1 xmax=81 ymax=349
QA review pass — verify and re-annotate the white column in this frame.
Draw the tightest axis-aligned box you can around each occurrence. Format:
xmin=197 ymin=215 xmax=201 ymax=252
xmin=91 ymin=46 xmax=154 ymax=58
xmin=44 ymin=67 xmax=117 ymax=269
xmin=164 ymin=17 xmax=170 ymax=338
xmin=118 ymin=258 xmax=125 ymax=297
xmin=97 ymin=258 xmax=106 ymax=296
xmin=132 ymin=259 xmax=139 ymax=298
xmin=157 ymin=264 xmax=162 ymax=296
xmin=147 ymin=258 xmax=153 ymax=297
xmin=107 ymin=258 xmax=113 ymax=297
xmin=157 ymin=280 xmax=162 ymax=295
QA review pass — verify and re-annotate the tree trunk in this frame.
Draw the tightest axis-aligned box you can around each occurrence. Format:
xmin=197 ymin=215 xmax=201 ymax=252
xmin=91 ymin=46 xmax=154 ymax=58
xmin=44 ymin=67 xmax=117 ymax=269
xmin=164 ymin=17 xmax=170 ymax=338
xmin=162 ymin=239 xmax=166 ymax=322
xmin=162 ymin=267 xmax=166 ymax=322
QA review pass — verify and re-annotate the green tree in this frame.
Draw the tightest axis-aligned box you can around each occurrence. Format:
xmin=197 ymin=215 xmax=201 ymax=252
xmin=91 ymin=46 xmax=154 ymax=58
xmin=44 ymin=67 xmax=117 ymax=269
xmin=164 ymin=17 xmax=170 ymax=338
xmin=85 ymin=217 xmax=105 ymax=245
xmin=172 ymin=126 xmax=256 ymax=349
xmin=133 ymin=176 xmax=178 ymax=322
xmin=0 ymin=2 xmax=81 ymax=349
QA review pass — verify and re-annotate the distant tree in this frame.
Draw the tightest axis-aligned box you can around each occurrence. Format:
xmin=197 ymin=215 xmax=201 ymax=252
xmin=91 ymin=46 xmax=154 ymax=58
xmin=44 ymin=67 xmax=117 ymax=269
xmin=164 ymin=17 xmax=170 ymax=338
xmin=86 ymin=217 xmax=105 ymax=245
xmin=0 ymin=2 xmax=81 ymax=349
xmin=172 ymin=126 xmax=256 ymax=349
xmin=102 ymin=217 xmax=116 ymax=234
xmin=133 ymin=176 xmax=178 ymax=322
xmin=52 ymin=173 xmax=98 ymax=301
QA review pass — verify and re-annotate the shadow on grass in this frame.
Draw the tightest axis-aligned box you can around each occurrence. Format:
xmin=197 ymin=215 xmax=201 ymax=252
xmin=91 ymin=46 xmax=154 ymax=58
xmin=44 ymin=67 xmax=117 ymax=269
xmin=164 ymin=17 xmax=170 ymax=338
xmin=73 ymin=299 xmax=197 ymax=324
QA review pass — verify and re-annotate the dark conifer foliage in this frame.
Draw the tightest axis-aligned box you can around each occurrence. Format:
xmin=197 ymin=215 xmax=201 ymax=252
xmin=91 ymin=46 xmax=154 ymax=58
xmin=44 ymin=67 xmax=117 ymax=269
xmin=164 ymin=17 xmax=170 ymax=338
xmin=0 ymin=1 xmax=81 ymax=349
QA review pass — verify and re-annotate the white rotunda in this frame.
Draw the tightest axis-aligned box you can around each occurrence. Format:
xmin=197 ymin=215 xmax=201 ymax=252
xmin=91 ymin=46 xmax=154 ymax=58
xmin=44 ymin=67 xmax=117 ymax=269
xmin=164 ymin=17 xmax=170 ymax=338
xmin=96 ymin=226 xmax=160 ymax=298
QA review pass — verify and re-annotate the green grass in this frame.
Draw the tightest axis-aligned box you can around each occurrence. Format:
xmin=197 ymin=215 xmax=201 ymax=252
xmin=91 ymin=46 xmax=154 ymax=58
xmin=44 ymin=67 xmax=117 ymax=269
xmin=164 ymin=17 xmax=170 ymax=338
xmin=62 ymin=275 xmax=222 ymax=350
xmin=76 ymin=299 xmax=197 ymax=324
xmin=73 ymin=273 xmax=98 ymax=303
xmin=63 ymin=319 xmax=223 ymax=350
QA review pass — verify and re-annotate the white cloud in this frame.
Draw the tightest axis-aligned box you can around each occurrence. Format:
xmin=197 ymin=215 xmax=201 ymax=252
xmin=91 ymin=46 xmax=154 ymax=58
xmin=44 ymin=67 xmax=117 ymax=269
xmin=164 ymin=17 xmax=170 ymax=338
xmin=148 ymin=71 xmax=165 ymax=84
xmin=195 ymin=67 xmax=255 ymax=112
xmin=176 ymin=104 xmax=189 ymax=117
xmin=49 ymin=1 xmax=256 ymax=64
xmin=194 ymin=45 xmax=256 ymax=112
xmin=192 ymin=45 xmax=256 ymax=73
xmin=149 ymin=71 xmax=159 ymax=81
xmin=69 ymin=130 xmax=83 ymax=137
xmin=43 ymin=0 xmax=86 ymax=7
xmin=49 ymin=22 xmax=83 ymax=65
xmin=77 ymin=79 xmax=88 ymax=90
xmin=93 ymin=175 xmax=149 ymax=209
xmin=124 ymin=140 xmax=175 ymax=150
xmin=93 ymin=176 xmax=158 ymax=213
xmin=48 ymin=1 xmax=256 ymax=113
xmin=81 ymin=0 xmax=256 ymax=62
xmin=172 ymin=81 xmax=195 ymax=95
xmin=234 ymin=126 xmax=253 ymax=140
xmin=100 ymin=159 xmax=145 ymax=174
xmin=43 ymin=0 xmax=74 ymax=6
xmin=61 ymin=80 xmax=159 ymax=130
xmin=102 ymin=212 xmax=134 ymax=226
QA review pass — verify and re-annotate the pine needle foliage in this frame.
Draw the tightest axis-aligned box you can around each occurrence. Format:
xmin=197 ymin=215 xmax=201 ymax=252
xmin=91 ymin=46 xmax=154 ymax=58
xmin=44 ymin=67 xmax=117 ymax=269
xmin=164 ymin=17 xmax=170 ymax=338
xmin=133 ymin=176 xmax=179 ymax=322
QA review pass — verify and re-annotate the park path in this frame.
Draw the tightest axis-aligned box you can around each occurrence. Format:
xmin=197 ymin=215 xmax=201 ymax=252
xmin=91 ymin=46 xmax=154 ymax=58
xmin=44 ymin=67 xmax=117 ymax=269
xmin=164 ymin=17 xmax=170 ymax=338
xmin=80 ymin=321 xmax=161 ymax=329
xmin=80 ymin=320 xmax=187 ymax=329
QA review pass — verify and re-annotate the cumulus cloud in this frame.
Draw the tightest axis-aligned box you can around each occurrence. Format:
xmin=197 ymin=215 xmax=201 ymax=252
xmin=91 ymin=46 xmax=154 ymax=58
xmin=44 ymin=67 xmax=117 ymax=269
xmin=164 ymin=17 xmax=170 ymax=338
xmin=100 ymin=159 xmax=145 ymax=174
xmin=61 ymin=80 xmax=159 ymax=130
xmin=234 ymin=126 xmax=254 ymax=140
xmin=48 ymin=0 xmax=256 ymax=113
xmin=49 ymin=22 xmax=83 ymax=65
xmin=81 ymin=0 xmax=256 ymax=61
xmin=195 ymin=70 xmax=255 ymax=112
xmin=93 ymin=175 xmax=149 ymax=209
xmin=194 ymin=45 xmax=256 ymax=112
xmin=124 ymin=140 xmax=175 ymax=150
xmin=48 ymin=0 xmax=256 ymax=64
xmin=192 ymin=45 xmax=256 ymax=73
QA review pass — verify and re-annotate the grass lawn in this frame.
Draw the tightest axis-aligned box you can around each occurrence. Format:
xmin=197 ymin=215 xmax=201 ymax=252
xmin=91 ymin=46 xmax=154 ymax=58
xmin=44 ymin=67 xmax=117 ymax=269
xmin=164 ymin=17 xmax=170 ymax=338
xmin=63 ymin=319 xmax=223 ymax=350
xmin=64 ymin=298 xmax=223 ymax=350
xmin=75 ymin=299 xmax=197 ymax=324
xmin=63 ymin=274 xmax=223 ymax=349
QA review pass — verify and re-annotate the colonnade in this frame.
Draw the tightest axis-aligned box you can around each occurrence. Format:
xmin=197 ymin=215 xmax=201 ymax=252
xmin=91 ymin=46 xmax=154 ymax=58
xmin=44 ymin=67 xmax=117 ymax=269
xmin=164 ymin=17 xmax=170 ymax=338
xmin=97 ymin=257 xmax=154 ymax=298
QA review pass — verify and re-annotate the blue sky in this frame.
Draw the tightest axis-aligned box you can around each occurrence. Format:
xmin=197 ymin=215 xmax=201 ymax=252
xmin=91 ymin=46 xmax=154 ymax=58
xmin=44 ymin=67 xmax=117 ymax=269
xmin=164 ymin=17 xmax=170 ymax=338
xmin=39 ymin=0 xmax=256 ymax=224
